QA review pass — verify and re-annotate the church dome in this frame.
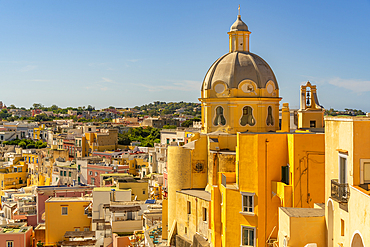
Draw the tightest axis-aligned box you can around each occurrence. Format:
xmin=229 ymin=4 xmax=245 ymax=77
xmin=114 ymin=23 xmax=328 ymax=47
xmin=230 ymin=15 xmax=249 ymax=32
xmin=202 ymin=51 xmax=279 ymax=91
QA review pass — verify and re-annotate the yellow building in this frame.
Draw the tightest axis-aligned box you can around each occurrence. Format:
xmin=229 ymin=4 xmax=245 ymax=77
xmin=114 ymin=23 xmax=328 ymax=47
xmin=297 ymin=81 xmax=325 ymax=129
xmin=165 ymin=12 xmax=326 ymax=247
xmin=23 ymin=151 xmax=50 ymax=186
xmin=100 ymin=174 xmax=149 ymax=201
xmin=33 ymin=124 xmax=46 ymax=140
xmin=324 ymin=117 xmax=370 ymax=247
xmin=277 ymin=117 xmax=370 ymax=247
xmin=44 ymin=197 xmax=92 ymax=246
xmin=0 ymin=158 xmax=28 ymax=190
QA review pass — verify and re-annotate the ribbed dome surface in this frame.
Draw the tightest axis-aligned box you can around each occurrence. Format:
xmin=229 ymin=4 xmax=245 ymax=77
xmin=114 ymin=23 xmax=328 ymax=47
xmin=202 ymin=51 xmax=278 ymax=91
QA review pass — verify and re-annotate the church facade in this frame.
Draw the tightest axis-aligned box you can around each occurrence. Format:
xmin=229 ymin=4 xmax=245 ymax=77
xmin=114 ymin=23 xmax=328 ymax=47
xmin=163 ymin=13 xmax=327 ymax=247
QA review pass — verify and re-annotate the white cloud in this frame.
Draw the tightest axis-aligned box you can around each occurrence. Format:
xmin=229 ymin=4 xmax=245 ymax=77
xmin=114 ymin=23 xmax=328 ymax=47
xmin=100 ymin=87 xmax=108 ymax=91
xmin=20 ymin=65 xmax=37 ymax=72
xmin=102 ymin=77 xmax=113 ymax=83
xmin=327 ymin=77 xmax=370 ymax=93
xmin=136 ymin=80 xmax=200 ymax=92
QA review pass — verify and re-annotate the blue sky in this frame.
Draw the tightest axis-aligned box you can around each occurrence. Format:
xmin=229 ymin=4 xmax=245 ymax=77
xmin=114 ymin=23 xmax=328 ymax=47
xmin=1 ymin=0 xmax=370 ymax=111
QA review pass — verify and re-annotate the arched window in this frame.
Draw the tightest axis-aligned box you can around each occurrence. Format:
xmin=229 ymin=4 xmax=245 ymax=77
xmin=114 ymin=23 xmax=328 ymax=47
xmin=240 ymin=106 xmax=256 ymax=126
xmin=266 ymin=106 xmax=274 ymax=126
xmin=213 ymin=106 xmax=226 ymax=126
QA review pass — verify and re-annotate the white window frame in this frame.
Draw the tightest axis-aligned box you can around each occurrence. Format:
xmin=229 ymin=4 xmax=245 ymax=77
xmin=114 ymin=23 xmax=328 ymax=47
xmin=360 ymin=159 xmax=370 ymax=184
xmin=240 ymin=225 xmax=256 ymax=247
xmin=61 ymin=206 xmax=68 ymax=215
xmin=89 ymin=171 xmax=92 ymax=175
xmin=240 ymin=192 xmax=255 ymax=215
xmin=338 ymin=153 xmax=348 ymax=184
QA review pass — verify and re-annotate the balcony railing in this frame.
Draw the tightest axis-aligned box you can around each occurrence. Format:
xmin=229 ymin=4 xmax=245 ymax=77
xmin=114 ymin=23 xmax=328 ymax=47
xmin=331 ymin=179 xmax=350 ymax=203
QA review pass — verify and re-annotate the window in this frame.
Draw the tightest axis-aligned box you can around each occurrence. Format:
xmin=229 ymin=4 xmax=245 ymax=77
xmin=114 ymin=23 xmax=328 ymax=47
xmin=213 ymin=106 xmax=226 ymax=126
xmin=60 ymin=171 xmax=63 ymax=176
xmin=266 ymin=106 xmax=274 ymax=126
xmin=360 ymin=159 xmax=370 ymax=184
xmin=240 ymin=106 xmax=255 ymax=126
xmin=142 ymin=190 xmax=146 ymax=194
xmin=187 ymin=201 xmax=191 ymax=214
xmin=89 ymin=171 xmax=92 ymax=175
xmin=338 ymin=154 xmax=347 ymax=184
xmin=78 ymin=177 xmax=80 ymax=183
xmin=241 ymin=226 xmax=255 ymax=246
xmin=91 ymin=178 xmax=95 ymax=185
xmin=341 ymin=219 xmax=345 ymax=236
xmin=6 ymin=241 xmax=14 ymax=247
xmin=203 ymin=207 xmax=207 ymax=222
xmin=61 ymin=207 xmax=68 ymax=215
xmin=79 ymin=140 xmax=82 ymax=146
xmin=69 ymin=171 xmax=71 ymax=177
xmin=95 ymin=172 xmax=98 ymax=176
xmin=310 ymin=120 xmax=316 ymax=128
xmin=64 ymin=171 xmax=67 ymax=176
xmin=241 ymin=192 xmax=254 ymax=214
xmin=84 ymin=227 xmax=90 ymax=231
xmin=74 ymin=227 xmax=80 ymax=231
xmin=18 ymin=167 xmax=22 ymax=172
xmin=166 ymin=139 xmax=170 ymax=144
xmin=172 ymin=139 xmax=176 ymax=142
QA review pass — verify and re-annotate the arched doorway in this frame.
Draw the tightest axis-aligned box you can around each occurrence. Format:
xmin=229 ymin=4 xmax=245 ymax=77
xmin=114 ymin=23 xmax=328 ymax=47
xmin=351 ymin=232 xmax=364 ymax=247
xmin=327 ymin=199 xmax=334 ymax=247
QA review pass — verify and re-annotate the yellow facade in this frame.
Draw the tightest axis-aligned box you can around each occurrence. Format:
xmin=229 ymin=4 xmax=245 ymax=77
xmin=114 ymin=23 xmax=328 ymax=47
xmin=298 ymin=82 xmax=325 ymax=129
xmin=278 ymin=207 xmax=325 ymax=247
xmin=117 ymin=181 xmax=148 ymax=201
xmin=0 ymin=160 xmax=28 ymax=190
xmin=33 ymin=124 xmax=46 ymax=140
xmin=324 ymin=117 xmax=370 ymax=247
xmin=84 ymin=129 xmax=118 ymax=154
xmin=44 ymin=197 xmax=92 ymax=246
xmin=165 ymin=12 xmax=327 ymax=247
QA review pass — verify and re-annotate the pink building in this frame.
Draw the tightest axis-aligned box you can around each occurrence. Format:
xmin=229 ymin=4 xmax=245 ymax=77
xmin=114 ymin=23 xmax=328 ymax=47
xmin=87 ymin=163 xmax=129 ymax=186
xmin=0 ymin=225 xmax=32 ymax=247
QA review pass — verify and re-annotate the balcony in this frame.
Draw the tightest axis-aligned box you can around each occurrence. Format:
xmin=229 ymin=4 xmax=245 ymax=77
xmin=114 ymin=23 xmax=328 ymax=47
xmin=331 ymin=179 xmax=350 ymax=203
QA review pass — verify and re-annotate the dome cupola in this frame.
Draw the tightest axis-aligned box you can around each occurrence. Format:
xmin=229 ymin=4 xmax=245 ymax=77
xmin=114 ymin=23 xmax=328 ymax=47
xmin=230 ymin=15 xmax=249 ymax=32
xmin=199 ymin=9 xmax=281 ymax=134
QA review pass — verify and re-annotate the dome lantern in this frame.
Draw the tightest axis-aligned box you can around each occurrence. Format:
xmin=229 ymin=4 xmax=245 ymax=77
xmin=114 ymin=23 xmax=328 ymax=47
xmin=228 ymin=8 xmax=251 ymax=52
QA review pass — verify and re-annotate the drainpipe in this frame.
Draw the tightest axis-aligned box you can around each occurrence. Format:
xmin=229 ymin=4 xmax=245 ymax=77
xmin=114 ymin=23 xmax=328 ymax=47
xmin=265 ymin=139 xmax=269 ymax=247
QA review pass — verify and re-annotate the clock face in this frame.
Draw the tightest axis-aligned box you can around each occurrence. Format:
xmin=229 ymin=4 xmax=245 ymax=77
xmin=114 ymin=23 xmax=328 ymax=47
xmin=194 ymin=162 xmax=204 ymax=173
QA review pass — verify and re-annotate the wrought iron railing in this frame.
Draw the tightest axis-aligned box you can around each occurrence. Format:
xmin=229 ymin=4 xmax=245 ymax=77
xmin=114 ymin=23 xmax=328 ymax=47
xmin=331 ymin=179 xmax=350 ymax=203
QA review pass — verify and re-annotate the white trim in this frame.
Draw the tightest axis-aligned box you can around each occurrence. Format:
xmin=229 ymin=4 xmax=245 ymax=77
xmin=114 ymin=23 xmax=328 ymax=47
xmin=240 ymin=225 xmax=256 ymax=247
xmin=241 ymin=192 xmax=255 ymax=215
xmin=350 ymin=230 xmax=365 ymax=247
xmin=360 ymin=159 xmax=370 ymax=184
xmin=338 ymin=153 xmax=348 ymax=184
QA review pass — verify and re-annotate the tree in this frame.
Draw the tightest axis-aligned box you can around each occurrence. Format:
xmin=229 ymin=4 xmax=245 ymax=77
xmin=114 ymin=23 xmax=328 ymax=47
xmin=50 ymin=104 xmax=59 ymax=111
xmin=87 ymin=105 xmax=95 ymax=112
xmin=32 ymin=103 xmax=44 ymax=109
xmin=163 ymin=125 xmax=177 ymax=129
xmin=118 ymin=132 xmax=131 ymax=145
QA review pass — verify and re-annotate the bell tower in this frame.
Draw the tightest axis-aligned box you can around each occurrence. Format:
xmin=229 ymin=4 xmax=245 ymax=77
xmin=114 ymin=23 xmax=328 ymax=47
xmin=298 ymin=81 xmax=325 ymax=129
